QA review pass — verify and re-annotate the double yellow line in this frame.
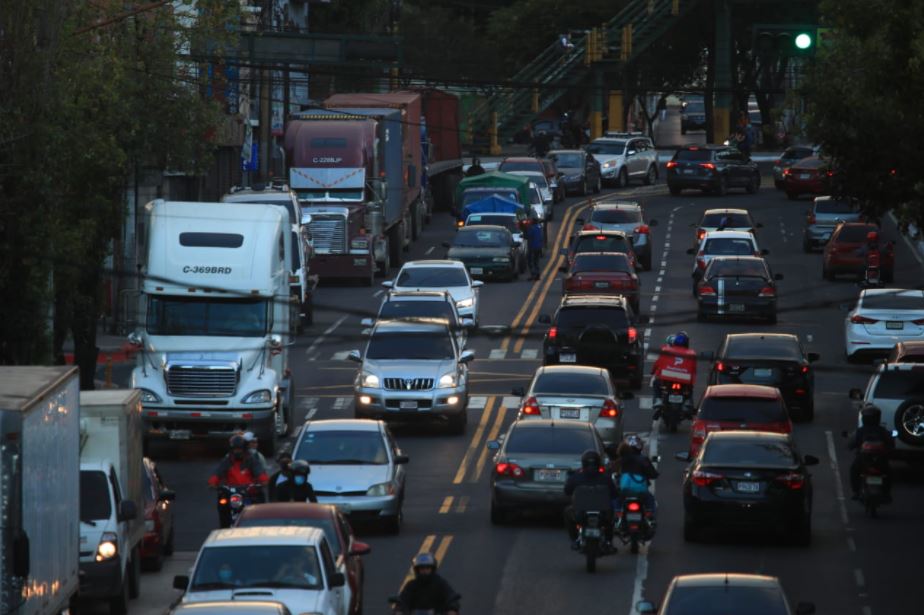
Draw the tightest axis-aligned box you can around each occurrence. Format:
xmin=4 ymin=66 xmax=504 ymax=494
xmin=452 ymin=396 xmax=509 ymax=484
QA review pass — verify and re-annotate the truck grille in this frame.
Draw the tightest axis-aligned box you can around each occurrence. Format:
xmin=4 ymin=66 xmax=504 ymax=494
xmin=308 ymin=215 xmax=347 ymax=254
xmin=166 ymin=366 xmax=238 ymax=398
xmin=384 ymin=378 xmax=434 ymax=391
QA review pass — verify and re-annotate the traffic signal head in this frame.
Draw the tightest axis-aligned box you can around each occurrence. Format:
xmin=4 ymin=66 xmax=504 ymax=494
xmin=794 ymin=32 xmax=813 ymax=50
xmin=753 ymin=24 xmax=817 ymax=57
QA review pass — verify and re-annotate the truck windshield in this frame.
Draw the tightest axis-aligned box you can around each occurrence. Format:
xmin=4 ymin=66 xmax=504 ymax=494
xmin=80 ymin=471 xmax=112 ymax=522
xmin=147 ymin=296 xmax=269 ymax=337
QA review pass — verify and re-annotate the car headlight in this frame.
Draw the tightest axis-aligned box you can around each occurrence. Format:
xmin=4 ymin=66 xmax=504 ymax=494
xmin=493 ymin=256 xmax=510 ymax=263
xmin=602 ymin=160 xmax=616 ymax=168
xmin=361 ymin=372 xmax=380 ymax=388
xmin=96 ymin=532 xmax=118 ymax=562
xmin=366 ymin=481 xmax=396 ymax=497
xmin=438 ymin=372 xmax=458 ymax=388
xmin=456 ymin=297 xmax=474 ymax=309
xmin=139 ymin=388 xmax=161 ymax=403
xmin=242 ymin=389 xmax=272 ymax=404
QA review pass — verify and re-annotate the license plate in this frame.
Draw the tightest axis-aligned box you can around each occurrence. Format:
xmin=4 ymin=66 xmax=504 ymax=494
xmin=560 ymin=353 xmax=577 ymax=363
xmin=728 ymin=304 xmax=745 ymax=312
xmin=799 ymin=173 xmax=811 ymax=179
xmin=683 ymin=168 xmax=695 ymax=175
xmin=353 ymin=258 xmax=367 ymax=266
xmin=470 ymin=267 xmax=483 ymax=275
xmin=559 ymin=408 xmax=580 ymax=419
xmin=736 ymin=481 xmax=760 ymax=493
xmin=399 ymin=401 xmax=418 ymax=410
xmin=886 ymin=321 xmax=904 ymax=330
xmin=753 ymin=368 xmax=773 ymax=378
xmin=626 ymin=512 xmax=643 ymax=522
xmin=535 ymin=469 xmax=565 ymax=482
xmin=582 ymin=527 xmax=601 ymax=538
xmin=594 ymin=281 xmax=609 ymax=288
xmin=668 ymin=394 xmax=684 ymax=404
xmin=865 ymin=476 xmax=884 ymax=485
xmin=168 ymin=429 xmax=191 ymax=440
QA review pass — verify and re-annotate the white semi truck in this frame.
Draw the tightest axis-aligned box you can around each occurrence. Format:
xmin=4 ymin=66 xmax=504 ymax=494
xmin=0 ymin=366 xmax=80 ymax=615
xmin=129 ymin=200 xmax=296 ymax=454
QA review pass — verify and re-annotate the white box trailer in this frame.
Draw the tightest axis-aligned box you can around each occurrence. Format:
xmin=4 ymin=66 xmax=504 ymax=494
xmin=0 ymin=366 xmax=80 ymax=615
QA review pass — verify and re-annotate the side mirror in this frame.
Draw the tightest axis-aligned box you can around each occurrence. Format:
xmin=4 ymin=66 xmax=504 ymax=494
xmin=617 ymin=390 xmax=634 ymax=400
xmin=538 ymin=314 xmax=552 ymax=324
xmin=636 ymin=600 xmax=657 ymax=614
xmin=651 ymin=454 xmax=661 ymax=464
xmin=627 ymin=150 xmax=637 ymax=157
xmin=487 ymin=440 xmax=500 ymax=450
xmin=394 ymin=454 xmax=409 ymax=465
xmin=329 ymin=572 xmax=346 ymax=588
xmin=795 ymin=602 xmax=816 ymax=615
xmin=118 ymin=500 xmax=138 ymax=522
xmin=774 ymin=273 xmax=784 ymax=281
xmin=159 ymin=489 xmax=177 ymax=502
xmin=686 ymin=248 xmax=695 ymax=255
xmin=460 ymin=318 xmax=476 ymax=330
xmin=347 ymin=350 xmax=362 ymax=363
xmin=675 ymin=451 xmax=691 ymax=462
xmin=127 ymin=331 xmax=142 ymax=347
xmin=803 ymin=454 xmax=820 ymax=466
xmin=173 ymin=575 xmax=189 ymax=591
xmin=512 ymin=386 xmax=526 ymax=397
xmin=459 ymin=350 xmax=476 ymax=363
xmin=349 ymin=541 xmax=372 ymax=556
xmin=807 ymin=352 xmax=820 ymax=363
xmin=760 ymin=248 xmax=770 ymax=255
xmin=442 ymin=241 xmax=451 ymax=248
xmin=472 ymin=281 xmax=485 ymax=288
xmin=268 ymin=334 xmax=283 ymax=350
xmin=648 ymin=219 xmax=659 ymax=226
xmin=381 ymin=281 xmax=394 ymax=288
xmin=848 ymin=388 xmax=864 ymax=400
xmin=360 ymin=318 xmax=374 ymax=327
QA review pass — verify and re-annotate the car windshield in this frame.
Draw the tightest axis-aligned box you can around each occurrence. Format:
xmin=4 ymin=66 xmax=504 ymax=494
xmin=505 ymin=426 xmax=596 ymax=454
xmin=556 ymin=306 xmax=629 ymax=329
xmin=835 ymin=225 xmax=876 ymax=243
xmin=664 ymin=586 xmax=788 ymax=615
xmin=702 ymin=439 xmax=796 ymax=467
xmin=815 ymin=199 xmax=858 ymax=214
xmin=725 ymin=337 xmax=802 ymax=361
xmin=572 ymin=254 xmax=631 ymax=273
xmin=704 ymin=238 xmax=755 ymax=255
xmin=80 ymin=471 xmax=112 ymax=522
xmin=591 ymin=209 xmax=641 ymax=224
xmin=453 ymin=229 xmax=509 ymax=247
xmin=586 ymin=141 xmax=626 ymax=155
xmin=674 ymin=149 xmax=712 ymax=162
xmin=862 ymin=291 xmax=924 ymax=310
xmin=236 ymin=516 xmax=341 ymax=557
xmin=706 ymin=259 xmax=768 ymax=278
xmin=397 ymin=267 xmax=469 ymax=287
xmin=574 ymin=235 xmax=631 ymax=254
xmin=462 ymin=190 xmax=519 ymax=206
xmin=191 ymin=545 xmax=322 ymax=591
xmin=296 ymin=429 xmax=389 ymax=465
xmin=701 ymin=212 xmax=751 ymax=228
xmin=366 ymin=331 xmax=454 ymax=360
xmin=533 ymin=372 xmax=608 ymax=396
xmin=872 ymin=370 xmax=924 ymax=399
xmin=466 ymin=215 xmax=520 ymax=233
xmin=698 ymin=397 xmax=788 ymax=422
xmin=147 ymin=297 xmax=269 ymax=337
xmin=499 ymin=161 xmax=540 ymax=173
xmin=552 ymin=153 xmax=583 ymax=168
xmin=379 ymin=300 xmax=456 ymax=325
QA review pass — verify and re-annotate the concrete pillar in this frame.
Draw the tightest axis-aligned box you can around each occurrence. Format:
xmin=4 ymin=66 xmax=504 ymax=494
xmin=608 ymin=90 xmax=624 ymax=133
xmin=489 ymin=111 xmax=501 ymax=155
xmin=591 ymin=69 xmax=604 ymax=140
xmin=713 ymin=0 xmax=733 ymax=143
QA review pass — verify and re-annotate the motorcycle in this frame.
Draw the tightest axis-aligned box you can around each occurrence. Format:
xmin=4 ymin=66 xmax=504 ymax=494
xmin=571 ymin=485 xmax=616 ymax=573
xmin=656 ymin=381 xmax=694 ymax=433
xmin=387 ymin=594 xmax=462 ymax=614
xmin=615 ymin=496 xmax=655 ymax=554
xmin=216 ymin=483 xmax=263 ymax=527
xmin=857 ymin=441 xmax=891 ymax=518
xmin=862 ymin=246 xmax=882 ymax=287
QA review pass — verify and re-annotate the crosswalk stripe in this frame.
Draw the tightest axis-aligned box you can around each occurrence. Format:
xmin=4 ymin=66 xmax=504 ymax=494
xmin=520 ymin=348 xmax=538 ymax=360
xmin=332 ymin=396 xmax=351 ymax=411
xmin=330 ymin=350 xmax=350 ymax=361
xmin=639 ymin=396 xmax=653 ymax=410
xmin=489 ymin=348 xmax=506 ymax=360
xmin=467 ymin=396 xmax=487 ymax=409
xmin=502 ymin=396 xmax=520 ymax=409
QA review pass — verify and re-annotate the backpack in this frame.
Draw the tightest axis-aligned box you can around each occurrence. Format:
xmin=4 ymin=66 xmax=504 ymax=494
xmin=619 ymin=472 xmax=648 ymax=494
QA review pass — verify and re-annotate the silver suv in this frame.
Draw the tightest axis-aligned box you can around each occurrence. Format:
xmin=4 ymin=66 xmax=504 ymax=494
xmin=580 ymin=200 xmax=658 ymax=270
xmin=350 ymin=320 xmax=474 ymax=433
xmin=586 ymin=134 xmax=659 ymax=188
xmin=849 ymin=363 xmax=924 ymax=458
xmin=802 ymin=196 xmax=862 ymax=252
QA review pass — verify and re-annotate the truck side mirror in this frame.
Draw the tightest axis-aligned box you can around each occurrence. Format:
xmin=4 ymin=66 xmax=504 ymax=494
xmin=347 ymin=350 xmax=362 ymax=363
xmin=329 ymin=572 xmax=346 ymax=588
xmin=127 ymin=331 xmax=142 ymax=347
xmin=118 ymin=500 xmax=138 ymax=522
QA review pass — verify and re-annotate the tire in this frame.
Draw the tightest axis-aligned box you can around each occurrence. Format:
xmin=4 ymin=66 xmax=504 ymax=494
xmin=865 ymin=498 xmax=878 ymax=519
xmin=448 ymin=410 xmax=467 ymax=435
xmin=641 ymin=255 xmax=651 ymax=271
xmin=746 ymin=174 xmax=759 ymax=194
xmin=714 ymin=176 xmax=728 ymax=196
xmin=585 ymin=550 xmax=597 ymax=573
xmin=669 ymin=185 xmax=681 ymax=196
xmin=518 ymin=255 xmax=527 ymax=274
xmin=581 ymin=178 xmax=589 ymax=196
xmin=630 ymin=536 xmax=640 ymax=554
xmin=767 ymin=311 xmax=778 ymax=325
xmin=895 ymin=399 xmax=924 ymax=446
xmin=377 ymin=238 xmax=391 ymax=277
xmin=644 ymin=165 xmax=656 ymax=186
xmin=883 ymin=268 xmax=894 ymax=283
xmin=594 ymin=176 xmax=602 ymax=194
xmin=683 ymin=515 xmax=699 ymax=542
xmin=286 ymin=382 xmax=298 ymax=435
xmin=799 ymin=400 xmax=814 ymax=422
xmin=618 ymin=168 xmax=628 ymax=188
xmin=383 ymin=505 xmax=403 ymax=534
xmin=128 ymin=549 xmax=141 ymax=599
xmin=163 ymin=526 xmax=175 ymax=556
xmin=410 ymin=202 xmax=421 ymax=241
xmin=774 ymin=180 xmax=784 ymax=190
xmin=142 ymin=544 xmax=164 ymax=572
xmin=490 ymin=500 xmax=509 ymax=525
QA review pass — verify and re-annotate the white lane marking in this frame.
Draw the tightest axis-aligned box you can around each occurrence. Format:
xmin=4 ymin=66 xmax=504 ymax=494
xmin=656 ymin=277 xmax=663 ymax=284
xmin=825 ymin=430 xmax=851 ymax=526
xmin=889 ymin=211 xmax=924 ymax=265
xmin=807 ymin=334 xmax=814 ymax=343
xmin=501 ymin=396 xmax=520 ymax=409
xmin=639 ymin=396 xmax=653 ymax=410
xmin=468 ymin=396 xmax=488 ymax=409
xmin=489 ymin=348 xmax=507 ymax=360
xmin=425 ymin=246 xmax=435 ymax=255
xmin=332 ymin=396 xmax=351 ymax=411
xmin=644 ymin=328 xmax=652 ymax=338
xmin=664 ymin=242 xmax=671 ymax=248
xmin=373 ymin=289 xmax=384 ymax=298
xmin=658 ymin=269 xmax=666 ymax=276
xmin=651 ymin=295 xmax=659 ymax=302
xmin=629 ymin=417 xmax=660 ymax=613
xmin=854 ymin=568 xmax=865 ymax=588
xmin=654 ymin=285 xmax=661 ymax=293
xmin=650 ymin=304 xmax=658 ymax=313
xmin=520 ymin=348 xmax=539 ymax=360
xmin=847 ymin=536 xmax=856 ymax=552
xmin=660 ymin=260 xmax=667 ymax=267
xmin=331 ymin=350 xmax=350 ymax=361
xmin=298 ymin=396 xmax=320 ymax=421
xmin=305 ymin=315 xmax=348 ymax=356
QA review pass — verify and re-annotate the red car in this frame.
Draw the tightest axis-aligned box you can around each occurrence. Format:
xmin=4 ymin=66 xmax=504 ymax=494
xmin=236 ymin=502 xmax=370 ymax=615
xmin=140 ymin=457 xmax=176 ymax=571
xmin=689 ymin=384 xmax=792 ymax=457
xmin=822 ymin=222 xmax=894 ymax=281
xmin=561 ymin=252 xmax=640 ymax=314
xmin=783 ymin=156 xmax=833 ymax=200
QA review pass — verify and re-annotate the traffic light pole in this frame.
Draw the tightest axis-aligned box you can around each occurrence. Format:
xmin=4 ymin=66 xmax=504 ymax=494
xmin=713 ymin=0 xmax=733 ymax=144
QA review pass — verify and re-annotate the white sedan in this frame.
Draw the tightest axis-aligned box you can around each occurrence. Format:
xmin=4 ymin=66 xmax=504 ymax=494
xmin=845 ymin=288 xmax=924 ymax=361
xmin=383 ymin=260 xmax=483 ymax=324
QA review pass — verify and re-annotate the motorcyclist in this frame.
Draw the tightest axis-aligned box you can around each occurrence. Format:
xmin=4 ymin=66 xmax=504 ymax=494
xmin=267 ymin=451 xmax=293 ymax=501
xmin=465 ymin=157 xmax=485 ymax=177
xmin=273 ymin=460 xmax=318 ymax=503
xmin=563 ymin=449 xmax=619 ymax=550
xmin=848 ymin=404 xmax=894 ymax=502
xmin=651 ymin=331 xmax=697 ymax=420
xmin=614 ymin=435 xmax=659 ymax=530
xmin=208 ymin=434 xmax=269 ymax=527
xmin=393 ymin=553 xmax=461 ymax=615
xmin=242 ymin=431 xmax=267 ymax=470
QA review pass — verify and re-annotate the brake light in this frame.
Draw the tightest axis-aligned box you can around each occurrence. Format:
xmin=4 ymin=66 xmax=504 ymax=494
xmin=548 ymin=326 xmax=558 ymax=340
xmin=692 ymin=469 xmax=724 ymax=487
xmin=627 ymin=327 xmax=638 ymax=344
xmin=583 ymin=224 xmax=600 ymax=231
xmin=700 ymin=163 xmax=716 ymax=171
xmin=666 ymin=161 xmax=678 ymax=169
xmin=783 ymin=168 xmax=792 ymax=177
xmin=775 ymin=472 xmax=805 ymax=490
xmin=495 ymin=462 xmax=526 ymax=478
xmin=697 ymin=229 xmax=706 ymax=241
xmin=595 ymin=235 xmax=607 ymax=240
xmin=807 ymin=214 xmax=816 ymax=224
xmin=698 ymin=285 xmax=716 ymax=296
xmin=522 ymin=397 xmax=541 ymax=416
xmin=716 ymin=361 xmax=726 ymax=373
xmin=219 ymin=497 xmax=229 ymax=505
xmin=826 ymin=170 xmax=834 ymax=177
xmin=758 ymin=286 xmax=776 ymax=297
xmin=635 ymin=225 xmax=650 ymax=234
xmin=627 ymin=501 xmax=641 ymax=512
xmin=599 ymin=399 xmax=620 ymax=418
xmin=801 ymin=364 xmax=810 ymax=374
xmin=696 ymin=254 xmax=706 ymax=269
xmin=850 ymin=314 xmax=879 ymax=324
xmin=912 ymin=318 xmax=924 ymax=325
xmin=691 ymin=421 xmax=706 ymax=441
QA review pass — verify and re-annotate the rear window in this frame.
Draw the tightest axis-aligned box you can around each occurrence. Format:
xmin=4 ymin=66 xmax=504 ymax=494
xmin=574 ymin=235 xmax=631 ymax=254
xmin=783 ymin=147 xmax=813 ymax=161
xmin=505 ymin=426 xmax=596 ymax=455
xmin=872 ymin=370 xmax=924 ymax=399
xmin=533 ymin=372 xmax=608 ymax=396
xmin=551 ymin=153 xmax=583 ymax=168
xmin=701 ymin=212 xmax=751 ymax=228
xmin=702 ymin=438 xmax=796 ymax=466
xmin=586 ymin=141 xmax=626 ymax=155
xmin=191 ymin=545 xmax=323 ymax=591
xmin=698 ymin=397 xmax=787 ymax=422
xmin=664 ymin=586 xmax=788 ymax=615
xmin=683 ymin=102 xmax=705 ymax=114
xmin=674 ymin=149 xmax=712 ymax=162
xmin=835 ymin=225 xmax=876 ymax=243
xmin=80 ymin=471 xmax=112 ymax=522
xmin=794 ymin=157 xmax=826 ymax=169
xmin=703 ymin=238 xmax=755 ymax=255
xmin=556 ymin=306 xmax=629 ymax=329
xmin=453 ymin=228 xmax=509 ymax=247
xmin=499 ymin=161 xmax=540 ymax=173
xmin=397 ymin=267 xmax=469 ymax=287
xmin=815 ymin=199 xmax=858 ymax=214
xmin=706 ymin=259 xmax=767 ymax=278
xmin=462 ymin=190 xmax=519 ymax=206
xmin=179 ymin=232 xmax=244 ymax=248
xmin=572 ymin=253 xmax=631 ymax=273
xmin=724 ymin=336 xmax=801 ymax=361
xmin=861 ymin=291 xmax=924 ymax=311
xmin=590 ymin=209 xmax=641 ymax=224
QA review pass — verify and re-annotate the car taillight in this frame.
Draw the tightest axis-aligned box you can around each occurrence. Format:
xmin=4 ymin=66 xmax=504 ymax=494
xmin=666 ymin=161 xmax=678 ymax=169
xmin=548 ymin=326 xmax=558 ymax=340
xmin=826 ymin=170 xmax=834 ymax=177
xmin=775 ymin=472 xmax=805 ymax=490
xmin=783 ymin=168 xmax=792 ymax=176
xmin=627 ymin=501 xmax=641 ymax=512
xmin=691 ymin=421 xmax=707 ymax=440
xmin=599 ymin=399 xmax=620 ymax=418
xmin=522 ymin=397 xmax=541 ymax=415
xmin=635 ymin=225 xmax=650 ymax=234
xmin=219 ymin=497 xmax=229 ymax=505
xmin=692 ymin=469 xmax=724 ymax=487
xmin=912 ymin=318 xmax=924 ymax=325
xmin=627 ymin=327 xmax=638 ymax=344
xmin=495 ymin=462 xmax=526 ymax=478
xmin=801 ymin=364 xmax=810 ymax=374
xmin=594 ymin=235 xmax=607 ymax=240
xmin=716 ymin=361 xmax=726 ymax=373
xmin=774 ymin=159 xmax=782 ymax=166
xmin=807 ymin=214 xmax=816 ymax=224
xmin=850 ymin=314 xmax=879 ymax=324
xmin=758 ymin=286 xmax=776 ymax=297
xmin=696 ymin=254 xmax=706 ymax=269
xmin=700 ymin=162 xmax=716 ymax=171
xmin=670 ymin=382 xmax=682 ymax=391
xmin=698 ymin=284 xmax=716 ymax=296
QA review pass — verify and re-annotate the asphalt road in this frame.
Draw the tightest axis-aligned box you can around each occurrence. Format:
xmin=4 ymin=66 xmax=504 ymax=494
xmin=100 ymin=163 xmax=924 ymax=615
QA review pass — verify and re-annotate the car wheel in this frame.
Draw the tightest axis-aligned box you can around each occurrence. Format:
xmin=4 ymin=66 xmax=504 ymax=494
xmin=774 ymin=180 xmax=784 ymax=190
xmin=519 ymin=255 xmax=527 ymax=274
xmin=644 ymin=165 xmax=656 ymax=185
xmin=128 ymin=548 xmax=141 ymax=599
xmin=669 ymin=185 xmax=681 ymax=196
xmin=883 ymin=268 xmax=894 ymax=283
xmin=109 ymin=574 xmax=130 ymax=615
xmin=714 ymin=176 xmax=728 ymax=196
xmin=490 ymin=500 xmax=510 ymax=525
xmin=581 ymin=178 xmax=589 ymax=196
xmin=683 ymin=514 xmax=700 ymax=542
xmin=767 ymin=311 xmax=778 ymax=324
xmin=800 ymin=400 xmax=814 ymax=422
xmin=384 ymin=505 xmax=403 ymax=534
xmin=641 ymin=255 xmax=651 ymax=271
xmin=142 ymin=545 xmax=164 ymax=572
xmin=746 ymin=174 xmax=759 ymax=194
xmin=618 ymin=167 xmax=628 ymax=188
xmin=163 ymin=526 xmax=175 ymax=556
xmin=895 ymin=399 xmax=924 ymax=446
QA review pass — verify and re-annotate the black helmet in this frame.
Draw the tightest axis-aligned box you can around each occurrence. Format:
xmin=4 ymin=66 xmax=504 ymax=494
xmin=412 ymin=552 xmax=438 ymax=573
xmin=581 ymin=449 xmax=602 ymax=470
xmin=229 ymin=434 xmax=247 ymax=450
xmin=290 ymin=460 xmax=310 ymax=476
xmin=860 ymin=404 xmax=881 ymax=427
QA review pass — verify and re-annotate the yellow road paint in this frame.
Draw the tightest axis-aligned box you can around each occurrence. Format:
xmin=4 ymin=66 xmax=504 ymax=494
xmin=452 ymin=396 xmax=497 ymax=484
xmin=438 ymin=496 xmax=454 ymax=514
xmin=434 ymin=535 xmax=454 ymax=566
xmin=402 ymin=534 xmax=437 ymax=586
xmin=455 ymin=496 xmax=469 ymax=513
xmin=471 ymin=403 xmax=509 ymax=482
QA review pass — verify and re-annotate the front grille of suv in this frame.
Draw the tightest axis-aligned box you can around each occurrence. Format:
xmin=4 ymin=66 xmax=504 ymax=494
xmin=384 ymin=377 xmax=434 ymax=391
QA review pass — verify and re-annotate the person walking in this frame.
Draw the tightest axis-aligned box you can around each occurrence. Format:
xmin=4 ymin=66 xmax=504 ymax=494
xmin=525 ymin=216 xmax=544 ymax=280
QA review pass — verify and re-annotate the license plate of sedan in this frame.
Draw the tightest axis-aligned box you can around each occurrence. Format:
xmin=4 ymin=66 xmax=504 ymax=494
xmin=583 ymin=527 xmax=601 ymax=538
xmin=399 ymin=401 xmax=418 ymax=410
xmin=168 ymin=429 xmax=191 ymax=440
xmin=800 ymin=173 xmax=811 ymax=179
xmin=560 ymin=353 xmax=577 ymax=363
xmin=668 ymin=394 xmax=684 ymax=404
xmin=736 ymin=481 xmax=760 ymax=493
xmin=594 ymin=281 xmax=609 ymax=288
xmin=470 ymin=267 xmax=483 ymax=275
xmin=728 ymin=304 xmax=745 ymax=312
xmin=865 ymin=476 xmax=884 ymax=485
xmin=626 ymin=512 xmax=643 ymax=522
xmin=683 ymin=169 xmax=695 ymax=175
xmin=753 ymin=368 xmax=773 ymax=378
xmin=535 ymin=469 xmax=565 ymax=482
xmin=559 ymin=408 xmax=581 ymax=419
xmin=886 ymin=321 xmax=904 ymax=330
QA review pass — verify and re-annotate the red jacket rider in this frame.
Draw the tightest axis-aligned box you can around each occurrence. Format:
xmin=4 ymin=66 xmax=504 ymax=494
xmin=208 ymin=434 xmax=269 ymax=488
xmin=651 ymin=332 xmax=697 ymax=387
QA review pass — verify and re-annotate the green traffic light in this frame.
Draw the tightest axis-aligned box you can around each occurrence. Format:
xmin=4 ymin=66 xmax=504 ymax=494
xmin=795 ymin=33 xmax=813 ymax=49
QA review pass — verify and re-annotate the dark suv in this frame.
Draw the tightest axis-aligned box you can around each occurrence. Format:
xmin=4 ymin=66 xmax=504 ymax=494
xmin=666 ymin=145 xmax=760 ymax=196
xmin=538 ymin=295 xmax=645 ymax=389
xmin=705 ymin=333 xmax=820 ymax=421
